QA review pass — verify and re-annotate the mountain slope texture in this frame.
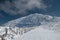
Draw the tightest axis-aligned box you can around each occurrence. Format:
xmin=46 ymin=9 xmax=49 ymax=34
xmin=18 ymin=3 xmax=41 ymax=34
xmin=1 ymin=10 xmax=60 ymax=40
xmin=0 ymin=13 xmax=60 ymax=40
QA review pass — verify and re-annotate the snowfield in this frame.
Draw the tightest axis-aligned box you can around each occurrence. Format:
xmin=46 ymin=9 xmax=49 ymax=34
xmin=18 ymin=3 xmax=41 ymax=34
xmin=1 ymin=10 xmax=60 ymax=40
xmin=0 ymin=13 xmax=60 ymax=40
xmin=21 ymin=26 xmax=60 ymax=40
xmin=0 ymin=26 xmax=36 ymax=40
xmin=0 ymin=25 xmax=60 ymax=40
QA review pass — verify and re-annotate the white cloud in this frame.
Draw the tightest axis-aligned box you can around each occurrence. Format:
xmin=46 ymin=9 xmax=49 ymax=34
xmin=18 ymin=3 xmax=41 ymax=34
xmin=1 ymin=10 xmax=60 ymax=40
xmin=26 ymin=0 xmax=47 ymax=10
xmin=0 ymin=0 xmax=47 ymax=15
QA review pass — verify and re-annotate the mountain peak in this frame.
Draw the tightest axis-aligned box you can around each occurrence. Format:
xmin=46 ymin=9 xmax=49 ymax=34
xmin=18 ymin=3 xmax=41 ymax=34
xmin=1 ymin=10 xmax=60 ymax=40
xmin=4 ymin=13 xmax=60 ymax=28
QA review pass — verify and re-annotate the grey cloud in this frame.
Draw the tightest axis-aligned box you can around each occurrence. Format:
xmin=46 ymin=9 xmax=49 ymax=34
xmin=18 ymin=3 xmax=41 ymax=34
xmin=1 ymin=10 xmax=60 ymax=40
xmin=0 ymin=0 xmax=47 ymax=15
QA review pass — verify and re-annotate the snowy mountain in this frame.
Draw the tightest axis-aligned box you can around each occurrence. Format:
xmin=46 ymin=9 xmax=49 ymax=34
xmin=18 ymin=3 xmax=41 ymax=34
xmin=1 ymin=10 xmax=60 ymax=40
xmin=4 ymin=13 xmax=60 ymax=27
xmin=0 ymin=13 xmax=60 ymax=40
xmin=4 ymin=13 xmax=60 ymax=31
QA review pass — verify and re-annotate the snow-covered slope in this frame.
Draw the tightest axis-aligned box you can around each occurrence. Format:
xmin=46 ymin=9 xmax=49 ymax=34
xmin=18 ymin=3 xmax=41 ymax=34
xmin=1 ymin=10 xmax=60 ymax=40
xmin=0 ymin=26 xmax=36 ymax=40
xmin=4 ymin=13 xmax=60 ymax=27
xmin=3 ymin=13 xmax=60 ymax=31
xmin=0 ymin=13 xmax=60 ymax=40
xmin=0 ymin=25 xmax=60 ymax=40
xmin=21 ymin=26 xmax=60 ymax=40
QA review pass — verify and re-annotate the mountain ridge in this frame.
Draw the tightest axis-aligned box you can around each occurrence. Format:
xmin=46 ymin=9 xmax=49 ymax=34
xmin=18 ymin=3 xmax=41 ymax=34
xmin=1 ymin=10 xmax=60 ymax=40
xmin=4 ymin=13 xmax=55 ymax=27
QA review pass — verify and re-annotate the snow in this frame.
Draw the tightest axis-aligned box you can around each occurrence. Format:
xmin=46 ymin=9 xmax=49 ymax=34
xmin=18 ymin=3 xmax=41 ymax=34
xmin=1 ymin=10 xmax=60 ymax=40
xmin=0 ymin=13 xmax=60 ymax=40
xmin=0 ymin=27 xmax=5 ymax=35
xmin=0 ymin=26 xmax=36 ymax=40
xmin=21 ymin=26 xmax=60 ymax=40
xmin=4 ymin=13 xmax=55 ymax=27
xmin=0 ymin=25 xmax=60 ymax=40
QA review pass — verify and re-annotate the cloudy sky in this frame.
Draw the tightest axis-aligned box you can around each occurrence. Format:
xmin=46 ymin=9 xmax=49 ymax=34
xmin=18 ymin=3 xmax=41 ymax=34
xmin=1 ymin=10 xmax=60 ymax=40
xmin=0 ymin=0 xmax=60 ymax=25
